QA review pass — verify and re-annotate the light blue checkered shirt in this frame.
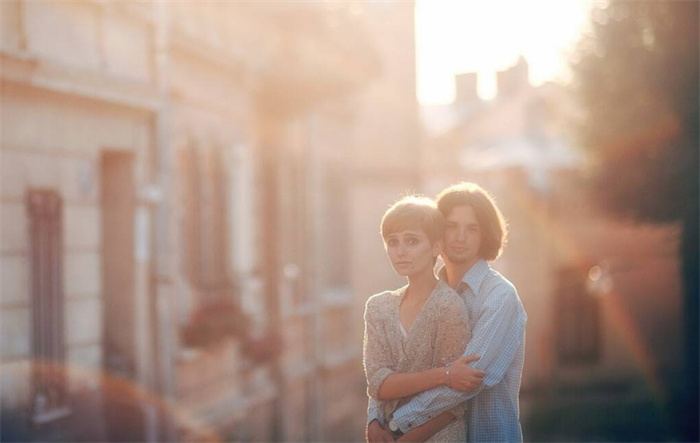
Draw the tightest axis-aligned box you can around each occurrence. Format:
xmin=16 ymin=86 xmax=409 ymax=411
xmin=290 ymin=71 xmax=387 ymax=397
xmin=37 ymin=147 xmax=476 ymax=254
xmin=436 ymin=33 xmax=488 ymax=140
xmin=390 ymin=260 xmax=527 ymax=442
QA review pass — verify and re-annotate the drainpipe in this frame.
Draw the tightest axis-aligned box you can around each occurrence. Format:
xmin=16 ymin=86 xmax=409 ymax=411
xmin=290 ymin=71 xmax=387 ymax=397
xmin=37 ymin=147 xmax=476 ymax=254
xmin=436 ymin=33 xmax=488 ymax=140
xmin=148 ymin=1 xmax=177 ymax=441
xmin=260 ymin=117 xmax=284 ymax=442
xmin=307 ymin=113 xmax=324 ymax=442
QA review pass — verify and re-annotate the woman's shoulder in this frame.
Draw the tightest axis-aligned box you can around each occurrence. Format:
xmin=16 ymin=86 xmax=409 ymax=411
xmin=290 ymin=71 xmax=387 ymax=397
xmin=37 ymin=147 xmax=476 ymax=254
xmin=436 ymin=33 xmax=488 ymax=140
xmin=366 ymin=285 xmax=406 ymax=309
xmin=432 ymin=281 xmax=467 ymax=310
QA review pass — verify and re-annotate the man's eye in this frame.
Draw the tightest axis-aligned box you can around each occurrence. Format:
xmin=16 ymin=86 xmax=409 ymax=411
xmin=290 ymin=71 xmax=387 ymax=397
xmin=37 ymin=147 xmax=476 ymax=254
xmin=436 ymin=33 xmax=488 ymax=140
xmin=388 ymin=240 xmax=397 ymax=247
xmin=408 ymin=238 xmax=418 ymax=245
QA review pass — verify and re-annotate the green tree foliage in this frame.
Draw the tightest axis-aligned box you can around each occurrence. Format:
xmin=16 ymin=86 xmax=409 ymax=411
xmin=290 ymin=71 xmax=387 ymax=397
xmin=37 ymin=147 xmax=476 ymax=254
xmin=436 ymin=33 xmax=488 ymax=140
xmin=571 ymin=0 xmax=697 ymax=221
xmin=570 ymin=1 xmax=698 ymax=440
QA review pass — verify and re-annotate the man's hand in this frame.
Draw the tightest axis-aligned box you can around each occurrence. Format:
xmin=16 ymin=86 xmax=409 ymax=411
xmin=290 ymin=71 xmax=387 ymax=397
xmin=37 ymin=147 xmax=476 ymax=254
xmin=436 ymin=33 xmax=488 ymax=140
xmin=449 ymin=355 xmax=485 ymax=392
xmin=367 ymin=420 xmax=396 ymax=443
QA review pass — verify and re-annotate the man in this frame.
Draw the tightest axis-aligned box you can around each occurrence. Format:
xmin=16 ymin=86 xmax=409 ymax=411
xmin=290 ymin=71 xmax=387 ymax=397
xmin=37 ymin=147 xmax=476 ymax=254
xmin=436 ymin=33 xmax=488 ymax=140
xmin=367 ymin=182 xmax=527 ymax=442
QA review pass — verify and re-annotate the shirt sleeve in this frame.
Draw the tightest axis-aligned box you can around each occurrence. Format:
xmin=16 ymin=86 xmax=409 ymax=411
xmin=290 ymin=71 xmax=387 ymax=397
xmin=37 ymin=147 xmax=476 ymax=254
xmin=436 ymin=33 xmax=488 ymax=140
xmin=363 ymin=296 xmax=396 ymax=400
xmin=367 ymin=397 xmax=385 ymax=426
xmin=392 ymin=285 xmax=526 ymax=432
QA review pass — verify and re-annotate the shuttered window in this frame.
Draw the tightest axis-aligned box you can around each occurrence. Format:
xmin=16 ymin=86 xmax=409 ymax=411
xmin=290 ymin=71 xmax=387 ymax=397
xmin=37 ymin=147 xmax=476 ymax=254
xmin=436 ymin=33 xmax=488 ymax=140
xmin=555 ymin=265 xmax=601 ymax=365
xmin=179 ymin=145 xmax=232 ymax=300
xmin=26 ymin=189 xmax=70 ymax=423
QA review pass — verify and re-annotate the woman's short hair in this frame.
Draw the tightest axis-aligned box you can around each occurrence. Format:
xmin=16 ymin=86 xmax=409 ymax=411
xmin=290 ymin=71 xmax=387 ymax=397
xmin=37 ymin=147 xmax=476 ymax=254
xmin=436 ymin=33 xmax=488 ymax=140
xmin=436 ymin=182 xmax=508 ymax=261
xmin=381 ymin=195 xmax=445 ymax=244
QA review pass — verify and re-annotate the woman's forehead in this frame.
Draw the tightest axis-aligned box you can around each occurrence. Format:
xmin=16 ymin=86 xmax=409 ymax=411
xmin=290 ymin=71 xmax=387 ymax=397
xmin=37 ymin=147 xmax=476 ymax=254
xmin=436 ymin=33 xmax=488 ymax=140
xmin=385 ymin=222 xmax=427 ymax=237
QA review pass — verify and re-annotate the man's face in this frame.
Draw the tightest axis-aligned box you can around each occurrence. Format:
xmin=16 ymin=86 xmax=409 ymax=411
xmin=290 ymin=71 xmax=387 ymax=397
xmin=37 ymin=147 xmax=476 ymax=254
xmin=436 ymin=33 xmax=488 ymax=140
xmin=443 ymin=205 xmax=482 ymax=268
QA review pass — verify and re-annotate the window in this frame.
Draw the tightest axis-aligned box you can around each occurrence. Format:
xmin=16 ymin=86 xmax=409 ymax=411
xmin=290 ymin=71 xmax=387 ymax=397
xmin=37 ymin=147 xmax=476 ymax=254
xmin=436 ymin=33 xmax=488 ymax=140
xmin=179 ymin=144 xmax=232 ymax=300
xmin=26 ymin=189 xmax=70 ymax=423
xmin=201 ymin=146 xmax=230 ymax=295
xmin=0 ymin=0 xmax=27 ymax=51
xmin=324 ymin=163 xmax=349 ymax=289
xmin=555 ymin=265 xmax=601 ymax=366
xmin=277 ymin=149 xmax=307 ymax=308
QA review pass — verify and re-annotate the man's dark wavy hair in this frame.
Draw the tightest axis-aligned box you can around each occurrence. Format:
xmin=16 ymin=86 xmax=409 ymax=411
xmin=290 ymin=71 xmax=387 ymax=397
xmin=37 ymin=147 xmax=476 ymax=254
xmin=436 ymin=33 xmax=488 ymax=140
xmin=436 ymin=182 xmax=508 ymax=261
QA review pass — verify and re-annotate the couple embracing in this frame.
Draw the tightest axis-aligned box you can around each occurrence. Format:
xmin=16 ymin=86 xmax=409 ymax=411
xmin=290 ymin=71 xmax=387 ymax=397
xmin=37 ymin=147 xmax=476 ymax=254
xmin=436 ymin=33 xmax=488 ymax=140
xmin=363 ymin=182 xmax=527 ymax=443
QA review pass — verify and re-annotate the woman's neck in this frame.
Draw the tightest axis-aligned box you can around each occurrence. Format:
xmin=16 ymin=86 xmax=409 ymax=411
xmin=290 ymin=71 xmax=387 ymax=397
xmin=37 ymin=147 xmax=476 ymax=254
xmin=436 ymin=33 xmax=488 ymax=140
xmin=405 ymin=268 xmax=438 ymax=301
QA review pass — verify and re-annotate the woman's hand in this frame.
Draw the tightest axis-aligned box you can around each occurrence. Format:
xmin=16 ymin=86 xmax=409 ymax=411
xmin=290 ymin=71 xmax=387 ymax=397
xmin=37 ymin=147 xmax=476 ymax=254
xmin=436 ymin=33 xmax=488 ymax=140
xmin=448 ymin=355 xmax=485 ymax=392
xmin=367 ymin=420 xmax=396 ymax=443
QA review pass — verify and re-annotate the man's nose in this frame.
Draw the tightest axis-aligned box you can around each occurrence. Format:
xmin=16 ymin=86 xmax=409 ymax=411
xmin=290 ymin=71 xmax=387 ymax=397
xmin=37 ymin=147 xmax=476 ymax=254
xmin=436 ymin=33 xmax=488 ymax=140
xmin=457 ymin=227 xmax=468 ymax=240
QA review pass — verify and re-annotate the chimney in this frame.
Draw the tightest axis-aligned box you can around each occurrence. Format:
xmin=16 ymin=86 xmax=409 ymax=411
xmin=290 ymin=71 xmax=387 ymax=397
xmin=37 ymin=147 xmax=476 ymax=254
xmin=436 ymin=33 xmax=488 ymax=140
xmin=496 ymin=56 xmax=529 ymax=98
xmin=454 ymin=72 xmax=479 ymax=104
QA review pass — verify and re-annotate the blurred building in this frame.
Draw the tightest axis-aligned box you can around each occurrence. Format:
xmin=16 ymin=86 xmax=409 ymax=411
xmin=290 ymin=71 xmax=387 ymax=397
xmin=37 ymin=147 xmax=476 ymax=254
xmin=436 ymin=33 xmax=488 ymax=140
xmin=1 ymin=1 xmax=420 ymax=442
xmin=421 ymin=58 xmax=684 ymax=439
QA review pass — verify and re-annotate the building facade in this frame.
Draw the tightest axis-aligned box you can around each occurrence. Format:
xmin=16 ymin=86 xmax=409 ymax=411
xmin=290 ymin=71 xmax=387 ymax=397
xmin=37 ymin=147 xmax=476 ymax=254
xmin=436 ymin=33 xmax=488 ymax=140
xmin=1 ymin=2 xmax=420 ymax=441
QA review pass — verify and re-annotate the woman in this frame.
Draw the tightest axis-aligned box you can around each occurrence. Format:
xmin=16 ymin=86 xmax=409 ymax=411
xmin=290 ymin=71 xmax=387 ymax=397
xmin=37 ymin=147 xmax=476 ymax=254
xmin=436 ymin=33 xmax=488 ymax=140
xmin=363 ymin=196 xmax=471 ymax=442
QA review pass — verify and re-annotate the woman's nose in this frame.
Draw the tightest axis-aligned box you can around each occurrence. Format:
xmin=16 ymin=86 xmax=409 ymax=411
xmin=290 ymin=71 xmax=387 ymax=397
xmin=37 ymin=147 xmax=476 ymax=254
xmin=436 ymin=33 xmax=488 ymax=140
xmin=397 ymin=242 xmax=408 ymax=255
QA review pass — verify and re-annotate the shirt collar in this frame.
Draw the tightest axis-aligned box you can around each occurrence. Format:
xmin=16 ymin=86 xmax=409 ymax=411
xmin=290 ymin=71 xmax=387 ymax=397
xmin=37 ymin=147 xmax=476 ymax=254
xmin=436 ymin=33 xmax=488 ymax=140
xmin=438 ymin=259 xmax=490 ymax=296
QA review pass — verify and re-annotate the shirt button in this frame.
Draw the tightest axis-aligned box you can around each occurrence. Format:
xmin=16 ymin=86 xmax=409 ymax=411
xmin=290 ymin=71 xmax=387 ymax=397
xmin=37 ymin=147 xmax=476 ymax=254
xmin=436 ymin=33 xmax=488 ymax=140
xmin=408 ymin=422 xmax=413 ymax=427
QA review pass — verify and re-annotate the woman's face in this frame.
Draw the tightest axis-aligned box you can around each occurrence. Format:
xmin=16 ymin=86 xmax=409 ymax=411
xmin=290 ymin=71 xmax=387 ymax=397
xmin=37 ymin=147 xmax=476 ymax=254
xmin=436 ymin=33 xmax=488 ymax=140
xmin=384 ymin=227 xmax=441 ymax=277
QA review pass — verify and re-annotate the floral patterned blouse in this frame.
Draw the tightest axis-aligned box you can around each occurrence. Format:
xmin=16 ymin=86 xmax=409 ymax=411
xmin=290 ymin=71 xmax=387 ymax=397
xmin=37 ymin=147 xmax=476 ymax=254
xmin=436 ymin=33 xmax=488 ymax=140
xmin=363 ymin=279 xmax=471 ymax=442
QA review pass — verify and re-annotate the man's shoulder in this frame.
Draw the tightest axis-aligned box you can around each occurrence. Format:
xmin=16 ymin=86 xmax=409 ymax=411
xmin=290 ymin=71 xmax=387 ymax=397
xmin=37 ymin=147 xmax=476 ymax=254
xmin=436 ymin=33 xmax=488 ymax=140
xmin=482 ymin=268 xmax=521 ymax=305
xmin=484 ymin=268 xmax=516 ymax=292
xmin=478 ymin=268 xmax=528 ymax=332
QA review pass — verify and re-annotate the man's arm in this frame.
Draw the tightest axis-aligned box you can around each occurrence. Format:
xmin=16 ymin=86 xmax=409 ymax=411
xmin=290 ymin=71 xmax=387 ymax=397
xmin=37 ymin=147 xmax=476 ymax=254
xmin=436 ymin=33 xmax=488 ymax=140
xmin=396 ymin=412 xmax=455 ymax=443
xmin=392 ymin=287 xmax=526 ymax=432
xmin=367 ymin=398 xmax=395 ymax=443
xmin=377 ymin=355 xmax=482 ymax=400
xmin=367 ymin=397 xmax=383 ymax=427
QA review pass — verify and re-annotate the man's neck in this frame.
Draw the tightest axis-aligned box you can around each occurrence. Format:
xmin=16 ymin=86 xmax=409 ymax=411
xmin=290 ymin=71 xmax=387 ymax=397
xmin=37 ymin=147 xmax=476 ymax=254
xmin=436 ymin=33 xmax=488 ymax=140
xmin=444 ymin=259 xmax=478 ymax=290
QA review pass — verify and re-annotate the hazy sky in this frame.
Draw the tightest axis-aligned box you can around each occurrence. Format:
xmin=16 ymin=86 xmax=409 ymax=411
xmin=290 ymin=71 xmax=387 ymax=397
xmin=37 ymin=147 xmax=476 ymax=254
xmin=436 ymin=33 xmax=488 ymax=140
xmin=415 ymin=1 xmax=594 ymax=105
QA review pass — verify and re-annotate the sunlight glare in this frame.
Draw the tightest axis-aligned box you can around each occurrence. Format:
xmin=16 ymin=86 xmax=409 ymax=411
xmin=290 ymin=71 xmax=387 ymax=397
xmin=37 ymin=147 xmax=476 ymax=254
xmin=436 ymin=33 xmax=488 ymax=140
xmin=415 ymin=1 xmax=593 ymax=105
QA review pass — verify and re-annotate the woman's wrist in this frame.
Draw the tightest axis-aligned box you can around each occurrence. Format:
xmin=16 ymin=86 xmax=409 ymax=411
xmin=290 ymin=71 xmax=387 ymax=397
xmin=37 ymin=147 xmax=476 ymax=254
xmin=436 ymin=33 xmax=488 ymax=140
xmin=433 ymin=366 xmax=448 ymax=386
xmin=445 ymin=361 xmax=452 ymax=388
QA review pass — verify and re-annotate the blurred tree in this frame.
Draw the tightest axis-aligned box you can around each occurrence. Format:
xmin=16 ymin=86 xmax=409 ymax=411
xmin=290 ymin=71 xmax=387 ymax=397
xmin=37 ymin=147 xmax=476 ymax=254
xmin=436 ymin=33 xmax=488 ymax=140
xmin=570 ymin=1 xmax=698 ymax=440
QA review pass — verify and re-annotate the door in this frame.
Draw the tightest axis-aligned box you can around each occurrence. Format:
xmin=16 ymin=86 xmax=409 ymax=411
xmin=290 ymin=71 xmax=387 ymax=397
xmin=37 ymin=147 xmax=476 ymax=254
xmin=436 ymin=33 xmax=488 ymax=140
xmin=100 ymin=151 xmax=137 ymax=379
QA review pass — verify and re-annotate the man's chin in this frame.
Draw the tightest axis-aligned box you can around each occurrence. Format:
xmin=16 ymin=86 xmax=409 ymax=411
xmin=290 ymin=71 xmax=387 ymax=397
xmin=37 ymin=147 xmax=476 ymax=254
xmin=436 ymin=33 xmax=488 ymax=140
xmin=445 ymin=253 xmax=471 ymax=264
